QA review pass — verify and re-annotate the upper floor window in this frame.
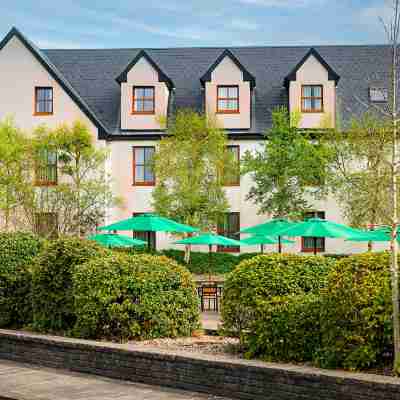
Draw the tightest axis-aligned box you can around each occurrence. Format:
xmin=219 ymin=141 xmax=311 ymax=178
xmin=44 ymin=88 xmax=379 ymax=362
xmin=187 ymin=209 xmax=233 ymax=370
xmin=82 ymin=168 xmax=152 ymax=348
xmin=35 ymin=149 xmax=57 ymax=186
xmin=133 ymin=146 xmax=155 ymax=186
xmin=301 ymin=85 xmax=323 ymax=113
xmin=369 ymin=87 xmax=388 ymax=103
xmin=224 ymin=145 xmax=240 ymax=186
xmin=132 ymin=86 xmax=155 ymax=114
xmin=217 ymin=85 xmax=239 ymax=113
xmin=34 ymin=87 xmax=53 ymax=115
xmin=301 ymin=211 xmax=325 ymax=253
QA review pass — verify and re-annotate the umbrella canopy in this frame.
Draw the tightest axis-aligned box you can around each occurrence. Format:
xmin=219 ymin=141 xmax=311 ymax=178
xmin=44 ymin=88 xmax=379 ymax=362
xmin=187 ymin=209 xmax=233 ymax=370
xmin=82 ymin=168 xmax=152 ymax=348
xmin=346 ymin=227 xmax=400 ymax=242
xmin=175 ymin=232 xmax=243 ymax=247
xmin=87 ymin=233 xmax=146 ymax=248
xmin=240 ymin=218 xmax=297 ymax=236
xmin=240 ymin=235 xmax=293 ymax=245
xmin=98 ymin=214 xmax=198 ymax=233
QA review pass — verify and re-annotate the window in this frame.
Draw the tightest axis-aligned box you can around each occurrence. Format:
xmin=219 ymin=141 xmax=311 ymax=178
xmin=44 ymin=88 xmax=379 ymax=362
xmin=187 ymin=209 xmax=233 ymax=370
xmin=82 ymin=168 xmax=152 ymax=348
xmin=217 ymin=85 xmax=239 ymax=113
xmin=301 ymin=211 xmax=325 ymax=253
xmin=217 ymin=212 xmax=240 ymax=252
xmin=369 ymin=87 xmax=388 ymax=103
xmin=301 ymin=85 xmax=323 ymax=113
xmin=132 ymin=86 xmax=155 ymax=114
xmin=132 ymin=212 xmax=156 ymax=250
xmin=35 ymin=149 xmax=57 ymax=186
xmin=133 ymin=146 xmax=155 ymax=186
xmin=224 ymin=145 xmax=240 ymax=186
xmin=35 ymin=212 xmax=58 ymax=238
xmin=34 ymin=87 xmax=53 ymax=115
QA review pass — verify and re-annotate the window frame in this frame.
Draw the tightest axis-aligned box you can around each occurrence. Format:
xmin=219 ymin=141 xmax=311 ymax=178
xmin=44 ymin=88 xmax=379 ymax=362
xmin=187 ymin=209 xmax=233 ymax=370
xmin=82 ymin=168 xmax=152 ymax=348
xmin=34 ymin=149 xmax=58 ymax=186
xmin=34 ymin=87 xmax=53 ymax=116
xmin=132 ymin=212 xmax=156 ymax=250
xmin=217 ymin=212 xmax=240 ymax=253
xmin=301 ymin=84 xmax=324 ymax=113
xmin=301 ymin=211 xmax=326 ymax=253
xmin=132 ymin=86 xmax=155 ymax=115
xmin=224 ymin=145 xmax=240 ymax=186
xmin=216 ymin=85 xmax=240 ymax=114
xmin=132 ymin=146 xmax=155 ymax=186
xmin=369 ymin=87 xmax=388 ymax=103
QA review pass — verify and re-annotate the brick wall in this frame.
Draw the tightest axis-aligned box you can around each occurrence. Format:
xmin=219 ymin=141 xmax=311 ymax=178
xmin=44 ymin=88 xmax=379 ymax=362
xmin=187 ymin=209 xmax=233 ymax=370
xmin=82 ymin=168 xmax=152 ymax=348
xmin=0 ymin=330 xmax=399 ymax=400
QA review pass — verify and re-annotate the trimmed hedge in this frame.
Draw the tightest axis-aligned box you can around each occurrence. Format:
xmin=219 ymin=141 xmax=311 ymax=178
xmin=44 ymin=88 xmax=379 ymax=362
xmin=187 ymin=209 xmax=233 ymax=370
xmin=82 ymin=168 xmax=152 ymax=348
xmin=31 ymin=237 xmax=107 ymax=333
xmin=0 ymin=232 xmax=43 ymax=328
xmin=317 ymin=252 xmax=392 ymax=370
xmin=72 ymin=253 xmax=199 ymax=341
xmin=221 ymin=254 xmax=334 ymax=338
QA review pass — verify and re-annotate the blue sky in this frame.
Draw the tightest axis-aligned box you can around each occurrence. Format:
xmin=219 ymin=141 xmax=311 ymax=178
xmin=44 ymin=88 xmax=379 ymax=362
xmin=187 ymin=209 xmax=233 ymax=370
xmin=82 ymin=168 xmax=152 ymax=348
xmin=0 ymin=0 xmax=393 ymax=49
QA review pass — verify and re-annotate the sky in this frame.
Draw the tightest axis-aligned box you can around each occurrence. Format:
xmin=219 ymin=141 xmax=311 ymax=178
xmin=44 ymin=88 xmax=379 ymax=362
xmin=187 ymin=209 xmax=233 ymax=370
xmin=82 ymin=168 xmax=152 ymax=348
xmin=0 ymin=0 xmax=395 ymax=49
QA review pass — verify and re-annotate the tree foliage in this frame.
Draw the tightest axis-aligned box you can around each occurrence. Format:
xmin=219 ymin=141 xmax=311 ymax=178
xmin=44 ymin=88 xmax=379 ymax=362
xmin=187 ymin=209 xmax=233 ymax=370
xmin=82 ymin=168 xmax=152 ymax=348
xmin=242 ymin=107 xmax=332 ymax=218
xmin=152 ymin=109 xmax=235 ymax=230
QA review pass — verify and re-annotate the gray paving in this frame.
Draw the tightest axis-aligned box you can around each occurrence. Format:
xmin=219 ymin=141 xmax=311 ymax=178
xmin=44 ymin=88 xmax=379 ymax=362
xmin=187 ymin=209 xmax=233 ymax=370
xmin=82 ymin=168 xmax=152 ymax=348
xmin=0 ymin=360 xmax=229 ymax=400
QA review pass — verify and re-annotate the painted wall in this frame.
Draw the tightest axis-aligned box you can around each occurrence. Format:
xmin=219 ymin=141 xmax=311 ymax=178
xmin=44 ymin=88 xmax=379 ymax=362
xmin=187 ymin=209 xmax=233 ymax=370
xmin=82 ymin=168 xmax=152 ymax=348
xmin=205 ymin=56 xmax=251 ymax=129
xmin=0 ymin=36 xmax=98 ymax=139
xmin=289 ymin=55 xmax=336 ymax=129
xmin=120 ymin=57 xmax=169 ymax=131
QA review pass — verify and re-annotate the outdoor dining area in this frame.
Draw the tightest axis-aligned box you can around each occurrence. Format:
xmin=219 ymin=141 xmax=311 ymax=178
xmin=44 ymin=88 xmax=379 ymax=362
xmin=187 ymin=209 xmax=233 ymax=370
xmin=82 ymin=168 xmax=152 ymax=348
xmin=88 ymin=214 xmax=396 ymax=314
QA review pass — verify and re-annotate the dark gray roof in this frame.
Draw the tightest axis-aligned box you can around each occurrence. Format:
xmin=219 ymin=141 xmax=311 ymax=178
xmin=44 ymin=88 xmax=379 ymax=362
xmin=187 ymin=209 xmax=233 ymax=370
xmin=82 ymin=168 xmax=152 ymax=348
xmin=41 ymin=44 xmax=391 ymax=137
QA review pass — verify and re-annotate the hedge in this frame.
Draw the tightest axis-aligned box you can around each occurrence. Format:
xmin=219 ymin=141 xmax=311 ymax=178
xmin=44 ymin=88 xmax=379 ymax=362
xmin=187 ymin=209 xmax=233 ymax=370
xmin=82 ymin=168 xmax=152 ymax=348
xmin=72 ymin=253 xmax=199 ymax=341
xmin=0 ymin=232 xmax=43 ymax=328
xmin=316 ymin=252 xmax=392 ymax=370
xmin=31 ymin=237 xmax=107 ymax=333
xmin=221 ymin=254 xmax=334 ymax=338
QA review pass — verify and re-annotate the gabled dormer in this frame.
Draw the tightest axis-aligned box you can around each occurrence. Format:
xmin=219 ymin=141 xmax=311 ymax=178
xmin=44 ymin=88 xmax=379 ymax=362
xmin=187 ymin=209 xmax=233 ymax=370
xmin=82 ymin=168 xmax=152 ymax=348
xmin=116 ymin=50 xmax=174 ymax=131
xmin=284 ymin=48 xmax=340 ymax=129
xmin=201 ymin=49 xmax=255 ymax=130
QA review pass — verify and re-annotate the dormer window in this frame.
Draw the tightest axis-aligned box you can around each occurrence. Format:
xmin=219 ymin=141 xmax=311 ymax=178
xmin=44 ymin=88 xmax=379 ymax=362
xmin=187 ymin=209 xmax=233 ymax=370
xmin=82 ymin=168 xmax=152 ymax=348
xmin=301 ymin=85 xmax=323 ymax=113
xmin=217 ymin=85 xmax=239 ymax=113
xmin=369 ymin=87 xmax=388 ymax=103
xmin=132 ymin=86 xmax=155 ymax=114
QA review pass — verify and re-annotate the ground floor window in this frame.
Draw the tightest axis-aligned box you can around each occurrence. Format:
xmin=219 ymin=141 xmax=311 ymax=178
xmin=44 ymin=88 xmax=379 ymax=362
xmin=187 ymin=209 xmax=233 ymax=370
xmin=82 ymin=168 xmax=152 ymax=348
xmin=132 ymin=212 xmax=156 ymax=250
xmin=35 ymin=212 xmax=58 ymax=238
xmin=301 ymin=211 xmax=325 ymax=252
xmin=217 ymin=212 xmax=240 ymax=253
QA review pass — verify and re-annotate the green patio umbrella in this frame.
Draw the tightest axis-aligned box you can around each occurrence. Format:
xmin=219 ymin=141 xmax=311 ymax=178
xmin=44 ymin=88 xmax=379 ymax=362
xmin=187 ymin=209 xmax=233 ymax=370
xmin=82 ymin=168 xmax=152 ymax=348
xmin=240 ymin=218 xmax=298 ymax=253
xmin=98 ymin=214 xmax=199 ymax=249
xmin=345 ymin=227 xmax=400 ymax=244
xmin=278 ymin=218 xmax=365 ymax=255
xmin=240 ymin=234 xmax=294 ymax=253
xmin=88 ymin=233 xmax=147 ymax=248
xmin=175 ymin=233 xmax=243 ymax=281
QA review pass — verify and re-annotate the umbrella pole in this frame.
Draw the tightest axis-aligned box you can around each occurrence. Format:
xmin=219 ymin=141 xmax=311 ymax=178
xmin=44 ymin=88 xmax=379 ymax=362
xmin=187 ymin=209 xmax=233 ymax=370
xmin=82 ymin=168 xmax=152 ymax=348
xmin=261 ymin=244 xmax=264 ymax=254
xmin=278 ymin=236 xmax=282 ymax=253
xmin=208 ymin=244 xmax=212 ymax=282
xmin=313 ymin=237 xmax=317 ymax=255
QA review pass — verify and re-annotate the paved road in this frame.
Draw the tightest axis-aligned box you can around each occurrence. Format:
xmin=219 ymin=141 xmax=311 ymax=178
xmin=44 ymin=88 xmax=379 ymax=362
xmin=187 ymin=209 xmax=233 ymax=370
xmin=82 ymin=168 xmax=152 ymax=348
xmin=0 ymin=360 xmax=229 ymax=400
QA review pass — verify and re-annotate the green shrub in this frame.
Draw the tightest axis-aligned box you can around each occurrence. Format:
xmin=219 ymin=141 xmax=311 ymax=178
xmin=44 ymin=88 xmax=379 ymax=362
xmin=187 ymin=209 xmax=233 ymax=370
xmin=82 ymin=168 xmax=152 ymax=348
xmin=72 ymin=253 xmax=199 ymax=341
xmin=31 ymin=237 xmax=107 ymax=332
xmin=316 ymin=252 xmax=392 ymax=370
xmin=221 ymin=254 xmax=334 ymax=337
xmin=0 ymin=232 xmax=43 ymax=328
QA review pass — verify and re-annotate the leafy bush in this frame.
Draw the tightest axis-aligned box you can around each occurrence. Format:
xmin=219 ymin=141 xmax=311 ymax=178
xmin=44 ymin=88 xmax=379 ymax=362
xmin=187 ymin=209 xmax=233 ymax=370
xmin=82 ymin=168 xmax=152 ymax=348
xmin=72 ymin=253 xmax=199 ymax=341
xmin=0 ymin=232 xmax=43 ymax=328
xmin=31 ymin=237 xmax=107 ymax=332
xmin=221 ymin=254 xmax=334 ymax=337
xmin=316 ymin=252 xmax=392 ymax=370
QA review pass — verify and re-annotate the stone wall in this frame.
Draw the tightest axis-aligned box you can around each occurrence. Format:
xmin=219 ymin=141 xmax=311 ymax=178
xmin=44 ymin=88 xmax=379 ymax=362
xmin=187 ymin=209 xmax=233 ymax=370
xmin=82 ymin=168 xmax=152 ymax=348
xmin=0 ymin=330 xmax=399 ymax=400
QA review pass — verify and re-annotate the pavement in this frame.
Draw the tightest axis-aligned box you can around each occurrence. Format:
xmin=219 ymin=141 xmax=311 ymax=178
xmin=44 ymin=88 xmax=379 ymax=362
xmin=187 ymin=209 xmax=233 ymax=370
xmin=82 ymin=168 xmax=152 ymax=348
xmin=0 ymin=360 xmax=229 ymax=400
xmin=200 ymin=312 xmax=221 ymax=332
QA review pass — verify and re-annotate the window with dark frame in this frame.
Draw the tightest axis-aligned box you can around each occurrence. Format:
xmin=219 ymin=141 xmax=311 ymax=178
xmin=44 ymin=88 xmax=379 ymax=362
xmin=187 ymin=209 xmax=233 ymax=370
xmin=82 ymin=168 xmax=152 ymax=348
xmin=217 ymin=212 xmax=240 ymax=253
xmin=35 ymin=149 xmax=57 ymax=186
xmin=301 ymin=211 xmax=326 ymax=253
xmin=369 ymin=87 xmax=388 ymax=103
xmin=133 ymin=146 xmax=155 ymax=186
xmin=217 ymin=85 xmax=239 ymax=113
xmin=132 ymin=86 xmax=155 ymax=114
xmin=132 ymin=212 xmax=156 ymax=250
xmin=224 ymin=145 xmax=240 ymax=186
xmin=35 ymin=87 xmax=53 ymax=115
xmin=301 ymin=85 xmax=323 ymax=113
xmin=35 ymin=212 xmax=58 ymax=238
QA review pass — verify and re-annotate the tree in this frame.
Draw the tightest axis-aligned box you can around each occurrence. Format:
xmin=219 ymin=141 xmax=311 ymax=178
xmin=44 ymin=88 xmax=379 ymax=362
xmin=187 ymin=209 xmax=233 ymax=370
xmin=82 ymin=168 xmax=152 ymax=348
xmin=152 ymin=109 xmax=236 ymax=232
xmin=242 ymin=107 xmax=332 ymax=219
xmin=0 ymin=119 xmax=32 ymax=231
xmin=29 ymin=121 xmax=119 ymax=237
